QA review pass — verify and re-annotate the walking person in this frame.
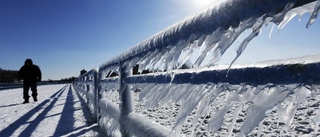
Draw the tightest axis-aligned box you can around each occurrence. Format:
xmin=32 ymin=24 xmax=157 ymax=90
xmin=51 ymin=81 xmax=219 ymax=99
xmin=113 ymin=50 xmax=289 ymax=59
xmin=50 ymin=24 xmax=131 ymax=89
xmin=18 ymin=59 xmax=42 ymax=104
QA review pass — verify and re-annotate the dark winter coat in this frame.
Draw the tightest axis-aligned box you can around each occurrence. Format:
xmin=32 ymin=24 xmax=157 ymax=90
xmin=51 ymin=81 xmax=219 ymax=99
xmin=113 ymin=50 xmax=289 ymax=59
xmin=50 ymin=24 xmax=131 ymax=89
xmin=19 ymin=64 xmax=42 ymax=83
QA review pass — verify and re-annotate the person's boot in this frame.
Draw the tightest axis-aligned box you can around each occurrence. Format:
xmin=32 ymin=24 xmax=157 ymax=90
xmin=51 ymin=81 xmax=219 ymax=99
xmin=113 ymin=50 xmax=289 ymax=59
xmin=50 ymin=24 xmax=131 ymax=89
xmin=33 ymin=96 xmax=38 ymax=102
xmin=23 ymin=99 xmax=29 ymax=104
xmin=32 ymin=93 xmax=38 ymax=102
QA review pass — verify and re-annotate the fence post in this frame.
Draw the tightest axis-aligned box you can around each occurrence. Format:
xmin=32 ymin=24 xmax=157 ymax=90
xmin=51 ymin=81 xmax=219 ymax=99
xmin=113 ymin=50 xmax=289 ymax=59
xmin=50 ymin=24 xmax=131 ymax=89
xmin=119 ymin=61 xmax=134 ymax=136
xmin=92 ymin=69 xmax=98 ymax=122
xmin=96 ymin=71 xmax=103 ymax=126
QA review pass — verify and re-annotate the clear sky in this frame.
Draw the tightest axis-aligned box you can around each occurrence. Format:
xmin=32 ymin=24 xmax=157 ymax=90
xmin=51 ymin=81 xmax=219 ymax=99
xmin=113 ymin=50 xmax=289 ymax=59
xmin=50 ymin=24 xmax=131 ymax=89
xmin=0 ymin=0 xmax=319 ymax=80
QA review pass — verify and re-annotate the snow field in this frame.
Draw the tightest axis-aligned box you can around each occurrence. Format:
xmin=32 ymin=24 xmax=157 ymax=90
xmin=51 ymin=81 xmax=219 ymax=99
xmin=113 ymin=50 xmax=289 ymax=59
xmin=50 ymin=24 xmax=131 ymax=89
xmin=0 ymin=84 xmax=102 ymax=137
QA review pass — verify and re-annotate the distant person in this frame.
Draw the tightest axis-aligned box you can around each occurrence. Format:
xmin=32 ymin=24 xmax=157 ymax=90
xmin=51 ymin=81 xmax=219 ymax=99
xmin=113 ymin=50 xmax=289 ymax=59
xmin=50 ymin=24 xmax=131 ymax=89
xmin=18 ymin=59 xmax=42 ymax=104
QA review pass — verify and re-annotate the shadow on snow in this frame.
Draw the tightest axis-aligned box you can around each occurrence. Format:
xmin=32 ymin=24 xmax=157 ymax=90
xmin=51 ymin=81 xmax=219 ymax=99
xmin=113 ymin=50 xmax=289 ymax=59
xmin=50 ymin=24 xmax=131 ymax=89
xmin=0 ymin=84 xmax=103 ymax=137
xmin=0 ymin=85 xmax=68 ymax=136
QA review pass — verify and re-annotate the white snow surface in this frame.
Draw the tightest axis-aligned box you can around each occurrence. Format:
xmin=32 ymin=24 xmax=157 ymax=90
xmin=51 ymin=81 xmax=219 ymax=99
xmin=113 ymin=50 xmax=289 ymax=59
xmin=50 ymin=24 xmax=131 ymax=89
xmin=0 ymin=84 xmax=103 ymax=137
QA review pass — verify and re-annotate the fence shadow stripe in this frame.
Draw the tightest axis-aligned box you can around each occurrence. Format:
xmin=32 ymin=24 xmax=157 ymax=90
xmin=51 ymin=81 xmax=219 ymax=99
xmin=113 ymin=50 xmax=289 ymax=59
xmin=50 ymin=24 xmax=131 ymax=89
xmin=0 ymin=85 xmax=68 ymax=137
xmin=52 ymin=85 xmax=75 ymax=136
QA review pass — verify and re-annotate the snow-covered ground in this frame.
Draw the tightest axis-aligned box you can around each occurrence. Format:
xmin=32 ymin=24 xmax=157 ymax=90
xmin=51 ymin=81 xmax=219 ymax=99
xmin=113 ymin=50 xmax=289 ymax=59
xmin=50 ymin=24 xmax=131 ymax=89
xmin=0 ymin=84 xmax=103 ymax=137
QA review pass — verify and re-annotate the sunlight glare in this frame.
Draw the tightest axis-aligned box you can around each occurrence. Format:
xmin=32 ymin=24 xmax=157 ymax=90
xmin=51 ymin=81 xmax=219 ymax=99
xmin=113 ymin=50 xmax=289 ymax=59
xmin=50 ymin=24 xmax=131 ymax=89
xmin=189 ymin=0 xmax=215 ymax=9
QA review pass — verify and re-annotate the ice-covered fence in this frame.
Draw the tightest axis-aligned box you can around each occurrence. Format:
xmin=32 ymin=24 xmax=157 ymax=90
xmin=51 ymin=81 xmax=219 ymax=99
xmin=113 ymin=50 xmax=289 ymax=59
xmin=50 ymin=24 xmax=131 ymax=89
xmin=73 ymin=0 xmax=320 ymax=136
xmin=73 ymin=69 xmax=98 ymax=120
xmin=75 ymin=61 xmax=320 ymax=136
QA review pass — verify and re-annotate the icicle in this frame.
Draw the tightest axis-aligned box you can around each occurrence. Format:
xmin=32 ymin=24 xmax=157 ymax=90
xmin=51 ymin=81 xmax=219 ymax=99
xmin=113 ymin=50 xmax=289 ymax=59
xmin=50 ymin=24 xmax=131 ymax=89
xmin=278 ymin=97 xmax=296 ymax=132
xmin=162 ymin=46 xmax=177 ymax=71
xmin=137 ymin=50 xmax=155 ymax=73
xmin=208 ymin=102 xmax=235 ymax=134
xmin=307 ymin=0 xmax=320 ymax=28
xmin=167 ymin=41 xmax=186 ymax=70
xmin=227 ymin=103 xmax=243 ymax=137
xmin=158 ymin=84 xmax=181 ymax=105
xmin=126 ymin=57 xmax=140 ymax=72
xmin=139 ymin=84 xmax=157 ymax=102
xmin=169 ymin=71 xmax=175 ymax=85
xmin=239 ymin=85 xmax=291 ymax=136
xmin=174 ymin=80 xmax=210 ymax=133
xmin=178 ymin=43 xmax=197 ymax=68
xmin=277 ymin=2 xmax=297 ymax=30
xmin=294 ymin=85 xmax=311 ymax=105
xmin=175 ymin=85 xmax=203 ymax=117
xmin=194 ymin=28 xmax=225 ymax=67
xmin=207 ymin=90 xmax=237 ymax=133
xmin=189 ymin=92 xmax=212 ymax=136
xmin=268 ymin=23 xmax=275 ymax=39
xmin=207 ymin=18 xmax=254 ymax=67
xmin=228 ymin=17 xmax=264 ymax=72
xmin=166 ymin=41 xmax=187 ymax=71
xmin=194 ymin=42 xmax=214 ymax=67
xmin=149 ymin=50 xmax=166 ymax=71
xmin=257 ymin=119 xmax=264 ymax=137
xmin=144 ymin=84 xmax=167 ymax=110
xmin=172 ymin=84 xmax=214 ymax=136
xmin=144 ymin=85 xmax=164 ymax=109
xmin=311 ymin=107 xmax=320 ymax=136
xmin=271 ymin=2 xmax=296 ymax=30
xmin=277 ymin=85 xmax=312 ymax=133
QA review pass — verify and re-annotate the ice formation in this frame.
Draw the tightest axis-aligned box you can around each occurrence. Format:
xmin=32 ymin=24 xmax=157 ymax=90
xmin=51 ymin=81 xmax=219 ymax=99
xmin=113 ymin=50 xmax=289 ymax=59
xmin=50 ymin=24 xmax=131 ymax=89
xmin=99 ymin=0 xmax=319 ymax=74
xmin=128 ymin=81 xmax=320 ymax=136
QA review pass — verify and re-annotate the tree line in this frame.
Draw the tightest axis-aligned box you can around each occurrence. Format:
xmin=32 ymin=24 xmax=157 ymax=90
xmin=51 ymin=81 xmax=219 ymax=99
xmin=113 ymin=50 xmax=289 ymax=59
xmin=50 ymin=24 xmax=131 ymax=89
xmin=0 ymin=68 xmax=77 ymax=83
xmin=0 ymin=68 xmax=19 ymax=82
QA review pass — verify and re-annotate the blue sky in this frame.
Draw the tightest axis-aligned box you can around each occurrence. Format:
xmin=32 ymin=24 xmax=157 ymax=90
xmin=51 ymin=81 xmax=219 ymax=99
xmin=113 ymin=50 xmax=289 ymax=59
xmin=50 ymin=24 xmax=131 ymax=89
xmin=0 ymin=0 xmax=319 ymax=80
